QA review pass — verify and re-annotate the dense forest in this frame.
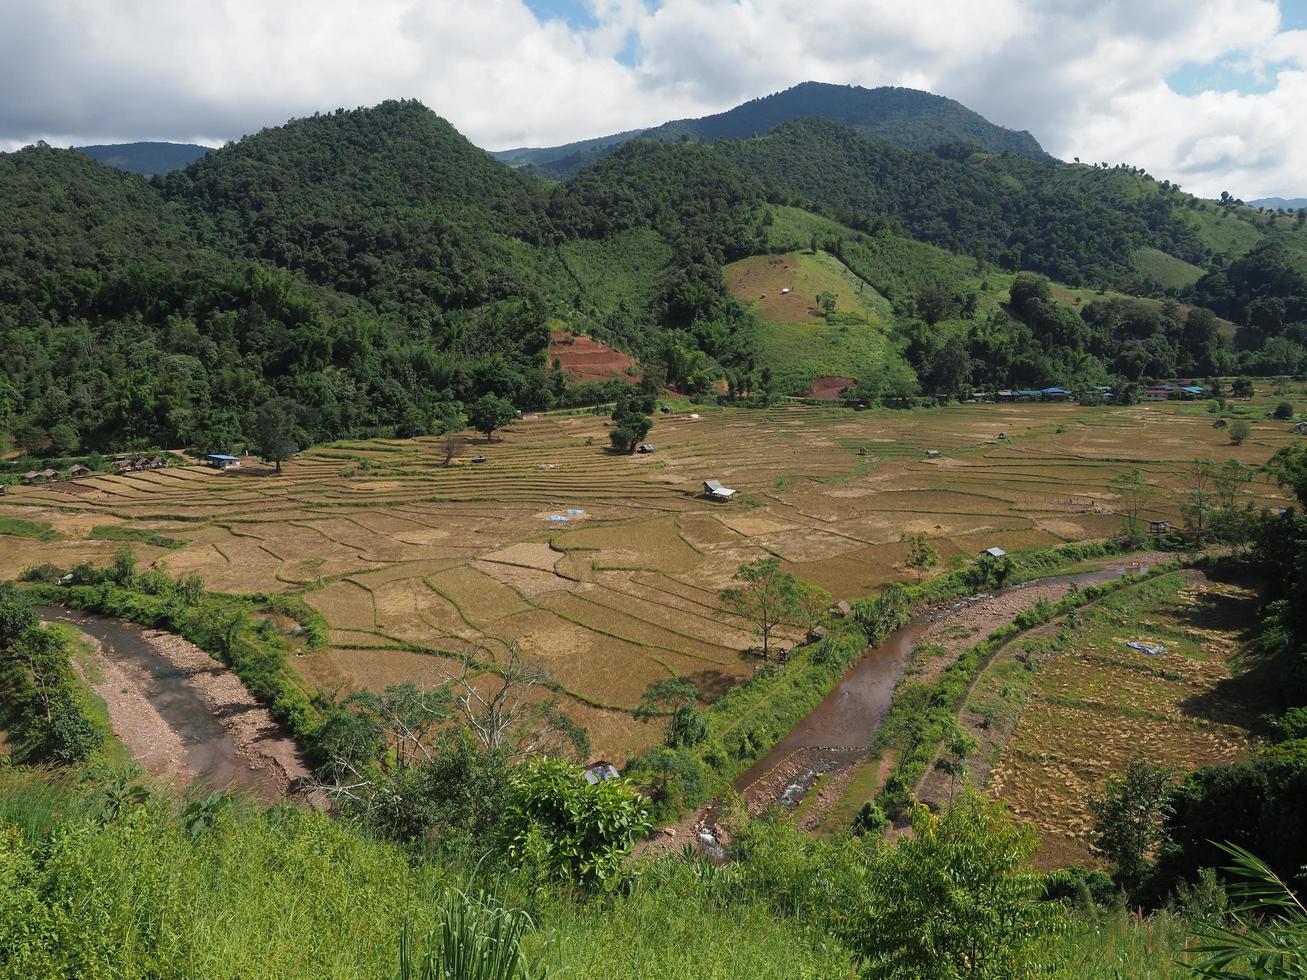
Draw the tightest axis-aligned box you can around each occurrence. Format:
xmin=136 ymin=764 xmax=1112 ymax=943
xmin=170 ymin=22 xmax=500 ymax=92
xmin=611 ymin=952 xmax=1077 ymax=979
xmin=498 ymin=81 xmax=1048 ymax=177
xmin=2 ymin=94 xmax=1306 ymax=457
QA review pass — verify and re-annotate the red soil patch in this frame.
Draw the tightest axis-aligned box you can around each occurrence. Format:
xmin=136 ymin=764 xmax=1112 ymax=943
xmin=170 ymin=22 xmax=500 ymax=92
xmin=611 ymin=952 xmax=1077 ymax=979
xmin=548 ymin=332 xmax=640 ymax=384
xmin=808 ymin=376 xmax=855 ymax=400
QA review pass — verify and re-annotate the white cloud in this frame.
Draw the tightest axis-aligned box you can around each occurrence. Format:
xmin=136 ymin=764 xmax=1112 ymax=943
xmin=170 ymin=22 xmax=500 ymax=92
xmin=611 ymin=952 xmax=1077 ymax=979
xmin=1 ymin=0 xmax=1304 ymax=198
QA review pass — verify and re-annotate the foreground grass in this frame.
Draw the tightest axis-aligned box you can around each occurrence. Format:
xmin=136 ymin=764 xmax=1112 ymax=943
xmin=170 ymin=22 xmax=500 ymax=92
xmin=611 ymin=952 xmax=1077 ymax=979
xmin=0 ymin=770 xmax=852 ymax=979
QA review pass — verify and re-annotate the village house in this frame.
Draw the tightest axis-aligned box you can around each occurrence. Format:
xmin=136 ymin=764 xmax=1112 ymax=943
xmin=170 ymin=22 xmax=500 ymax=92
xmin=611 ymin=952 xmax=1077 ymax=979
xmin=205 ymin=454 xmax=241 ymax=470
xmin=1143 ymin=387 xmax=1170 ymax=403
xmin=702 ymin=479 xmax=736 ymax=501
xmin=68 ymin=464 xmax=90 ymax=477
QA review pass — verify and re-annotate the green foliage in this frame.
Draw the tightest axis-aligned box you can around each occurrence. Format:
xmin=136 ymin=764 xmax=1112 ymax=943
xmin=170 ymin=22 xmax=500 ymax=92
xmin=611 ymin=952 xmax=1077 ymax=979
xmin=1228 ymin=418 xmax=1252 ymax=444
xmin=87 ymin=525 xmax=186 ymax=550
xmin=855 ymin=794 xmax=1055 ymax=978
xmin=1188 ymin=842 xmax=1307 ymax=979
xmin=398 ymin=890 xmax=546 ymax=980
xmin=499 ymin=758 xmax=650 ymax=889
xmin=719 ymin=557 xmax=829 ymax=660
xmin=254 ymin=396 xmax=304 ymax=471
xmin=1089 ymin=761 xmax=1173 ymax=896
xmin=0 ymin=603 xmax=104 ymax=767
xmin=0 ymin=517 xmax=58 ymax=542
xmin=467 ymin=394 xmax=518 ymax=441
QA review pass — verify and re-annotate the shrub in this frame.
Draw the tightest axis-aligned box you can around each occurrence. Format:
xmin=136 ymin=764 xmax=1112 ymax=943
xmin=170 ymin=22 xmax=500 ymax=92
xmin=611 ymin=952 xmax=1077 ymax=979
xmin=1273 ymin=401 xmax=1295 ymax=420
xmin=499 ymin=758 xmax=650 ymax=889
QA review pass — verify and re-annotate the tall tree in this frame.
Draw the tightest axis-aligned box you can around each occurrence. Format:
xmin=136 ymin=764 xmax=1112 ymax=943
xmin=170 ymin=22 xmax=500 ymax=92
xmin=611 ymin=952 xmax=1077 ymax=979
xmin=719 ymin=557 xmax=829 ymax=660
xmin=254 ymin=397 xmax=301 ymax=474
xmin=1089 ymin=760 xmax=1172 ymax=895
xmin=1109 ymin=468 xmax=1152 ymax=544
xmin=467 ymin=394 xmax=517 ymax=443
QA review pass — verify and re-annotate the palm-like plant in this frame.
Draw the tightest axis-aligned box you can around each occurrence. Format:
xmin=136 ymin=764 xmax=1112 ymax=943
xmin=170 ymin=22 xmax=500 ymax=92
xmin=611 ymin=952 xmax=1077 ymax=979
xmin=1188 ymin=842 xmax=1307 ymax=978
xmin=397 ymin=889 xmax=545 ymax=980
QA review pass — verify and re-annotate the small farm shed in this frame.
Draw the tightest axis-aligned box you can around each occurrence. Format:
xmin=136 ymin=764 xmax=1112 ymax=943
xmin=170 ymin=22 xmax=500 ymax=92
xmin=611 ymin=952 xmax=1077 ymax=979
xmin=926 ymin=449 xmax=941 ymax=458
xmin=637 ymin=444 xmax=656 ymax=454
xmin=829 ymin=599 xmax=852 ymax=619
xmin=1143 ymin=388 xmax=1170 ymax=403
xmin=470 ymin=454 xmax=488 ymax=464
xmin=1149 ymin=520 xmax=1174 ymax=535
xmin=151 ymin=456 xmax=167 ymax=468
xmin=1179 ymin=385 xmax=1206 ymax=400
xmin=981 ymin=546 xmax=1007 ymax=558
xmin=1296 ymin=421 xmax=1307 ymax=433
xmin=69 ymin=464 xmax=90 ymax=477
xmin=702 ymin=479 xmax=736 ymax=500
xmin=206 ymin=454 xmax=240 ymax=470
xmin=1041 ymin=387 xmax=1073 ymax=401
xmin=39 ymin=469 xmax=57 ymax=481
xmin=112 ymin=460 xmax=133 ymax=471
xmin=583 ymin=761 xmax=621 ymax=785
xmin=21 ymin=470 xmax=43 ymax=484
xmin=1213 ymin=419 xmax=1228 ymax=429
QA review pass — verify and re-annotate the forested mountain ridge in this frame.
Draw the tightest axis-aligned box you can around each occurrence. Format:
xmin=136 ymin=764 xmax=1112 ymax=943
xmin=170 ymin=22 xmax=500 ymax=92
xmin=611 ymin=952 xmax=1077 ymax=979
xmin=77 ymin=141 xmax=211 ymax=175
xmin=0 ymin=103 xmax=768 ymax=454
xmin=494 ymin=81 xmax=1048 ymax=178
xmin=3 ymin=96 xmax=1307 ymax=460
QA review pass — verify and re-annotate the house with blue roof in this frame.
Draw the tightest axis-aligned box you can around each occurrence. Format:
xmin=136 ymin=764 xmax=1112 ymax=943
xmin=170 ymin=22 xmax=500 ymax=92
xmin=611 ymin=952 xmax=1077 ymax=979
xmin=205 ymin=454 xmax=240 ymax=470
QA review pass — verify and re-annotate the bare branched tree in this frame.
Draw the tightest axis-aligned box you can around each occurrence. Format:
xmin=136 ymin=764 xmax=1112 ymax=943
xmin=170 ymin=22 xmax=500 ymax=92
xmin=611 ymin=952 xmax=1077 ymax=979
xmin=440 ymin=431 xmax=465 ymax=466
xmin=444 ymin=644 xmax=589 ymax=762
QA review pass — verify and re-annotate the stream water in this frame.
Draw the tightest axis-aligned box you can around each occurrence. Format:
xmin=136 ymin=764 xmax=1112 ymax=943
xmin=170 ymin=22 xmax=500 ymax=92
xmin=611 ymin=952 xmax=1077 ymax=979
xmin=712 ymin=561 xmax=1152 ymax=828
xmin=38 ymin=606 xmax=278 ymax=796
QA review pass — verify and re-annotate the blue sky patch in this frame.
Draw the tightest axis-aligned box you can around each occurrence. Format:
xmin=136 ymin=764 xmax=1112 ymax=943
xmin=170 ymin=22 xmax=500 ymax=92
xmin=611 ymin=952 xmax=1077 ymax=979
xmin=1280 ymin=0 xmax=1307 ymax=30
xmin=1166 ymin=54 xmax=1292 ymax=96
xmin=523 ymin=0 xmax=598 ymax=31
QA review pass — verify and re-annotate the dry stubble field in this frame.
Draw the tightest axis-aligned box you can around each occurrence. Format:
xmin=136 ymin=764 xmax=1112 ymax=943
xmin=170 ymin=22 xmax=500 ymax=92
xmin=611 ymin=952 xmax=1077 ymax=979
xmin=0 ymin=401 xmax=1295 ymax=761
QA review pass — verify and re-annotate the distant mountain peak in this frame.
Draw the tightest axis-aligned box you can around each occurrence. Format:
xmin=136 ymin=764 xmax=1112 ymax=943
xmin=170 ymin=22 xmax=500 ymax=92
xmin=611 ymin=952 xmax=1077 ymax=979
xmin=76 ymin=141 xmax=212 ymax=176
xmin=494 ymin=81 xmax=1048 ymax=178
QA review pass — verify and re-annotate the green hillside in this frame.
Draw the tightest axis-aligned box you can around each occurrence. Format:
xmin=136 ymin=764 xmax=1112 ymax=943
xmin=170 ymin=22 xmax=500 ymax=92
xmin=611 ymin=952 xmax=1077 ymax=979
xmin=494 ymin=81 xmax=1047 ymax=178
xmin=725 ymin=249 xmax=907 ymax=394
xmin=3 ymin=95 xmax=1307 ymax=457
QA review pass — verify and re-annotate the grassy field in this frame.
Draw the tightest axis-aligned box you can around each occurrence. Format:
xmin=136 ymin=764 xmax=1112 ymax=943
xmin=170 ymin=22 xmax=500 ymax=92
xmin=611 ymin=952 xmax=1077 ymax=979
xmin=979 ymin=570 xmax=1272 ymax=868
xmin=0 ymin=397 xmax=1299 ymax=762
xmin=724 ymin=250 xmax=905 ymax=394
xmin=1132 ymin=246 xmax=1205 ymax=289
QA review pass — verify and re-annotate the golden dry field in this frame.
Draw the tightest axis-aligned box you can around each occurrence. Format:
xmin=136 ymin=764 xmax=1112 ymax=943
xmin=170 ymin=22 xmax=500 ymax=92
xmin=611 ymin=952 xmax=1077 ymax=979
xmin=981 ymin=570 xmax=1271 ymax=868
xmin=1 ymin=401 xmax=1297 ymax=761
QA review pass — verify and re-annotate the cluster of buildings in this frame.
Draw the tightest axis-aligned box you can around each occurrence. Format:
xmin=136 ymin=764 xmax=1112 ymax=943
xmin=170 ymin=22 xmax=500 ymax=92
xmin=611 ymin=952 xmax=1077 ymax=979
xmin=112 ymin=456 xmax=168 ymax=473
xmin=10 ymin=456 xmax=169 ymax=487
xmin=1142 ymin=383 xmax=1206 ymax=402
xmin=987 ymin=382 xmax=1210 ymax=404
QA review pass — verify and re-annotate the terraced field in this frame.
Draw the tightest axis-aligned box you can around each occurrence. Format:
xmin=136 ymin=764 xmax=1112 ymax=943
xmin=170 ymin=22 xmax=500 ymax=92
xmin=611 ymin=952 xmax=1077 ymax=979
xmin=0 ymin=401 xmax=1296 ymax=760
xmin=980 ymin=571 xmax=1272 ymax=868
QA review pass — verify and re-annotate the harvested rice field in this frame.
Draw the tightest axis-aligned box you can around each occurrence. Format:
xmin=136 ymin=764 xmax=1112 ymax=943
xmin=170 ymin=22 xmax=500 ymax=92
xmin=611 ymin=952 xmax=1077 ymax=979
xmin=1 ymin=401 xmax=1297 ymax=761
xmin=980 ymin=570 xmax=1274 ymax=869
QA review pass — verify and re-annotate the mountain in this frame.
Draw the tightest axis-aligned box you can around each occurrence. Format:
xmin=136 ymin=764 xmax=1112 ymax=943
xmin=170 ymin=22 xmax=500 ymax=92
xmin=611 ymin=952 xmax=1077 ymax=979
xmin=76 ymin=141 xmax=211 ymax=175
xmin=494 ymin=82 xmax=1048 ymax=178
xmin=3 ymin=96 xmax=1307 ymax=458
xmin=1250 ymin=197 xmax=1307 ymax=211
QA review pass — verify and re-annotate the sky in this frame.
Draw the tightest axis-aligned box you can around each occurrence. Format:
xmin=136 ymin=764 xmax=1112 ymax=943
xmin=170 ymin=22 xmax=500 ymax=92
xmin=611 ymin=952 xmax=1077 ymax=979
xmin=1 ymin=0 xmax=1305 ymax=199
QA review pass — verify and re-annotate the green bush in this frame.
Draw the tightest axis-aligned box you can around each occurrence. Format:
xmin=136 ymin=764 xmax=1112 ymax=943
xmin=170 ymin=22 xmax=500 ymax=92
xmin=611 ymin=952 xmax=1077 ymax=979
xmin=500 ymin=758 xmax=650 ymax=890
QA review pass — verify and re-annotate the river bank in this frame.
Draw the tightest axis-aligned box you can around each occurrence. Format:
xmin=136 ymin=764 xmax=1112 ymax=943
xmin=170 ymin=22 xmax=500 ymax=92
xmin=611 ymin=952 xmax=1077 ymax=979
xmin=40 ymin=606 xmax=312 ymax=802
xmin=640 ymin=551 xmax=1171 ymax=855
